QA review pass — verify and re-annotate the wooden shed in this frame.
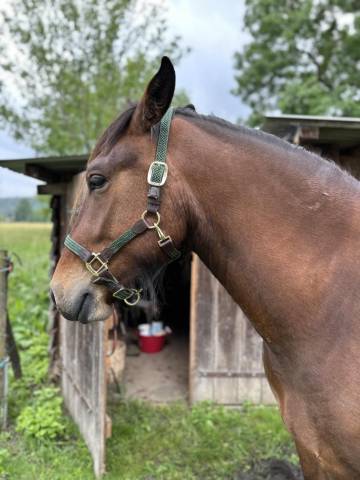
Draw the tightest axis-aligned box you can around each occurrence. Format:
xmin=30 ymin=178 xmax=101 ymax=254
xmin=2 ymin=114 xmax=359 ymax=476
xmin=263 ymin=114 xmax=360 ymax=176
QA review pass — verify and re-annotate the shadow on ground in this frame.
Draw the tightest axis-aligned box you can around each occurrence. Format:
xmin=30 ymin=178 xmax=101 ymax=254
xmin=235 ymin=459 xmax=303 ymax=480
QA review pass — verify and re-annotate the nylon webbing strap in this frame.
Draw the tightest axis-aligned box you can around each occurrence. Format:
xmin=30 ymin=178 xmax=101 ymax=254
xmin=65 ymin=219 xmax=148 ymax=265
xmin=101 ymin=219 xmax=148 ymax=261
xmin=148 ymin=107 xmax=181 ymax=261
xmin=155 ymin=107 xmax=174 ymax=164
xmin=63 ymin=106 xmax=181 ymax=307
xmin=64 ymin=235 xmax=91 ymax=262
xmin=108 ymin=229 xmax=136 ymax=253
xmin=147 ymin=107 xmax=174 ymax=211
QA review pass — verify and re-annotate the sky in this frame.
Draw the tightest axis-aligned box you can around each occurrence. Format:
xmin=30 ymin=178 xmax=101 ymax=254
xmin=0 ymin=0 xmax=248 ymax=197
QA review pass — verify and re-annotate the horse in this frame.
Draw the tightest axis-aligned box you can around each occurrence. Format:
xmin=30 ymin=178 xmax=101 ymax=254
xmin=51 ymin=57 xmax=360 ymax=479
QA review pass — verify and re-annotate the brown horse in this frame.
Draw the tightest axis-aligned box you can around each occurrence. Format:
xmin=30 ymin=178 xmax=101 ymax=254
xmin=51 ymin=57 xmax=360 ymax=479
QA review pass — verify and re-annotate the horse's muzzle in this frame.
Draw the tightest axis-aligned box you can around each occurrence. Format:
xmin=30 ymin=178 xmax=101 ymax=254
xmin=50 ymin=280 xmax=111 ymax=323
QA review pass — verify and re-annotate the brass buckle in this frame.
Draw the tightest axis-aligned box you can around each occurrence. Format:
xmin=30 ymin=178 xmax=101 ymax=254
xmin=86 ymin=253 xmax=108 ymax=276
xmin=124 ymin=290 xmax=141 ymax=306
xmin=113 ymin=288 xmax=142 ymax=306
xmin=147 ymin=161 xmax=168 ymax=187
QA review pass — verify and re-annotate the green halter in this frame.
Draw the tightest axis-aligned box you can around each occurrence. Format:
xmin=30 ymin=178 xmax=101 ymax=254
xmin=64 ymin=107 xmax=181 ymax=307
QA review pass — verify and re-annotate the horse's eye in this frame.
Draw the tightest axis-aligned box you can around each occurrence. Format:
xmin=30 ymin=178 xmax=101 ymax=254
xmin=88 ymin=174 xmax=107 ymax=190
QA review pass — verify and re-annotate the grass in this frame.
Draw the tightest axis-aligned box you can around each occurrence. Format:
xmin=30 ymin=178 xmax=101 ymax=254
xmin=0 ymin=222 xmax=94 ymax=479
xmin=0 ymin=222 xmax=297 ymax=479
xmin=105 ymin=400 xmax=297 ymax=480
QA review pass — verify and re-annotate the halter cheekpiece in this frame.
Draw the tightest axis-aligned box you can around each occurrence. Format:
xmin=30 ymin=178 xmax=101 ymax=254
xmin=64 ymin=107 xmax=180 ymax=306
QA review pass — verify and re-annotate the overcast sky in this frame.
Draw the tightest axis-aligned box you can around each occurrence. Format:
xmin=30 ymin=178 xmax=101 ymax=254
xmin=0 ymin=0 xmax=248 ymax=197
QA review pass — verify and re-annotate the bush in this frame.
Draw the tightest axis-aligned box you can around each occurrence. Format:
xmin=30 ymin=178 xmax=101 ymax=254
xmin=16 ymin=386 xmax=65 ymax=441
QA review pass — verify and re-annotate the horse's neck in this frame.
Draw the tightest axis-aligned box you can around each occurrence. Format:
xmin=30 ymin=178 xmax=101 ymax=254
xmin=175 ymin=118 xmax=360 ymax=345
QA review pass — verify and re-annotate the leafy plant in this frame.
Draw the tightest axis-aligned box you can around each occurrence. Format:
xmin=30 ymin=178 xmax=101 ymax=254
xmin=16 ymin=386 xmax=66 ymax=441
xmin=0 ymin=446 xmax=10 ymax=477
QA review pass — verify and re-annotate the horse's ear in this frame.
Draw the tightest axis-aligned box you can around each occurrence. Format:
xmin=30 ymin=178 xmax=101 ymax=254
xmin=132 ymin=56 xmax=175 ymax=132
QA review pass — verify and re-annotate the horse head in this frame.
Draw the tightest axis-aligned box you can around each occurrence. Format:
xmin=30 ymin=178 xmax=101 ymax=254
xmin=51 ymin=57 xmax=191 ymax=323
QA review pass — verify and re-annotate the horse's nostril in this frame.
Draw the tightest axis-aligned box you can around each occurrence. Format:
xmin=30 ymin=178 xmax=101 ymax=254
xmin=77 ymin=291 xmax=93 ymax=324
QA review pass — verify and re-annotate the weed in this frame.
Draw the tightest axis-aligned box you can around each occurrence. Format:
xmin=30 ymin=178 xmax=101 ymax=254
xmin=16 ymin=386 xmax=66 ymax=440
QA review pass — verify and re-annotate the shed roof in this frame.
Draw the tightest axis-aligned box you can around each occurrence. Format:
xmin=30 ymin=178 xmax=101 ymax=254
xmin=262 ymin=114 xmax=360 ymax=149
xmin=0 ymin=154 xmax=87 ymax=182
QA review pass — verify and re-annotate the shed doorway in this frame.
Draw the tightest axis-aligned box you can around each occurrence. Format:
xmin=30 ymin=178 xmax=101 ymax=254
xmin=120 ymin=256 xmax=191 ymax=403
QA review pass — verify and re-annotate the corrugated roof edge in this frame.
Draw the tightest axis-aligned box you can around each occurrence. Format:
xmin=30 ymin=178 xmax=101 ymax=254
xmin=264 ymin=114 xmax=360 ymax=125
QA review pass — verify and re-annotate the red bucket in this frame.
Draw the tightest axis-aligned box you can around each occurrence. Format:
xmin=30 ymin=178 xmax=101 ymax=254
xmin=138 ymin=334 xmax=166 ymax=354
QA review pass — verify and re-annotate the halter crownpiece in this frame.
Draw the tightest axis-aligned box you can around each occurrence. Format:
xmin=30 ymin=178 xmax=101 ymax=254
xmin=64 ymin=107 xmax=181 ymax=307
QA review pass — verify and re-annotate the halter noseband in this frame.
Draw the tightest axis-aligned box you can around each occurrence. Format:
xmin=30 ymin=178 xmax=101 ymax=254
xmin=64 ymin=107 xmax=181 ymax=307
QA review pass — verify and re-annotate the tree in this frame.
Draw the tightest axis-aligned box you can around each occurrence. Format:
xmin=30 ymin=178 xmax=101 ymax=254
xmin=233 ymin=0 xmax=360 ymax=126
xmin=32 ymin=196 xmax=51 ymax=222
xmin=0 ymin=0 xmax=189 ymax=155
xmin=14 ymin=199 xmax=33 ymax=222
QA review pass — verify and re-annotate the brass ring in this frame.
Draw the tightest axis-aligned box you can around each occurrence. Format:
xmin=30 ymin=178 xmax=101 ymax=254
xmin=124 ymin=289 xmax=142 ymax=306
xmin=141 ymin=210 xmax=161 ymax=229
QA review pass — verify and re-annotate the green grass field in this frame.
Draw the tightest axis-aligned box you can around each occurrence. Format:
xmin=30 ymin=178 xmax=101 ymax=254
xmin=0 ymin=223 xmax=297 ymax=479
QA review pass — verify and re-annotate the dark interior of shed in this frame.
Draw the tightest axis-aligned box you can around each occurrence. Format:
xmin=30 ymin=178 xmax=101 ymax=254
xmin=119 ymin=255 xmax=192 ymax=403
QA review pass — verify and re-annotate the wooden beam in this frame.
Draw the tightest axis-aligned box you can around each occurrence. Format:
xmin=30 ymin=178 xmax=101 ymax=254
xmin=293 ymin=125 xmax=320 ymax=145
xmin=25 ymin=164 xmax=57 ymax=182
xmin=37 ymin=183 xmax=67 ymax=195
xmin=299 ymin=126 xmax=320 ymax=141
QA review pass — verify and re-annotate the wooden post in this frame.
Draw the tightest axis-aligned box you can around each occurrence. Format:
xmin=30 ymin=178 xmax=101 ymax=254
xmin=0 ymin=251 xmax=8 ymax=428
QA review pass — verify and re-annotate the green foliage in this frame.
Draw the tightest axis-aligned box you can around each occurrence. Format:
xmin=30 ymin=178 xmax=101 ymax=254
xmin=31 ymin=196 xmax=51 ymax=222
xmin=0 ymin=224 xmax=52 ymax=418
xmin=16 ymin=387 xmax=65 ymax=440
xmin=0 ymin=0 xmax=189 ymax=155
xmin=0 ymin=223 xmax=94 ymax=479
xmin=0 ymin=196 xmax=51 ymax=222
xmin=233 ymin=0 xmax=360 ymax=125
xmin=14 ymin=199 xmax=33 ymax=221
xmin=0 ymin=443 xmax=10 ymax=477
xmin=0 ymin=430 xmax=93 ymax=480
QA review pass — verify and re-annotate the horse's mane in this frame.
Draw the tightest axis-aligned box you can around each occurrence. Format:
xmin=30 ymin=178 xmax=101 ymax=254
xmin=175 ymin=106 xmax=324 ymax=162
xmin=90 ymin=105 xmax=137 ymax=160
xmin=90 ymin=102 xmax=356 ymax=191
xmin=175 ymin=107 xmax=358 ymax=185
xmin=90 ymin=102 xmax=322 ymax=165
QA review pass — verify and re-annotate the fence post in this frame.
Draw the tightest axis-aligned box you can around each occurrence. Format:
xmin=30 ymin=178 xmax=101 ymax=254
xmin=0 ymin=250 xmax=8 ymax=428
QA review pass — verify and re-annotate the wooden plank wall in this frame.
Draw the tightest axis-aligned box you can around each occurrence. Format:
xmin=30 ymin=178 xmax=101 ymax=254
xmin=48 ymin=195 xmax=62 ymax=377
xmin=190 ymin=255 xmax=274 ymax=405
xmin=59 ymin=174 xmax=107 ymax=477
xmin=60 ymin=318 xmax=106 ymax=476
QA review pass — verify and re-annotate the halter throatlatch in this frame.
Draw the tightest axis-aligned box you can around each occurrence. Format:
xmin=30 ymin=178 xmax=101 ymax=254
xmin=64 ymin=107 xmax=181 ymax=307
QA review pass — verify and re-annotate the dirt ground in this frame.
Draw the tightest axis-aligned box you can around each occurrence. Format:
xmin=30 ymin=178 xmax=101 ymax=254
xmin=124 ymin=334 xmax=189 ymax=402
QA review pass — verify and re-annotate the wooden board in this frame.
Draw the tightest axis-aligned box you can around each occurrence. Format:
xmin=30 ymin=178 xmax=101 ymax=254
xmin=189 ymin=255 xmax=274 ymax=405
xmin=60 ymin=317 xmax=106 ymax=476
